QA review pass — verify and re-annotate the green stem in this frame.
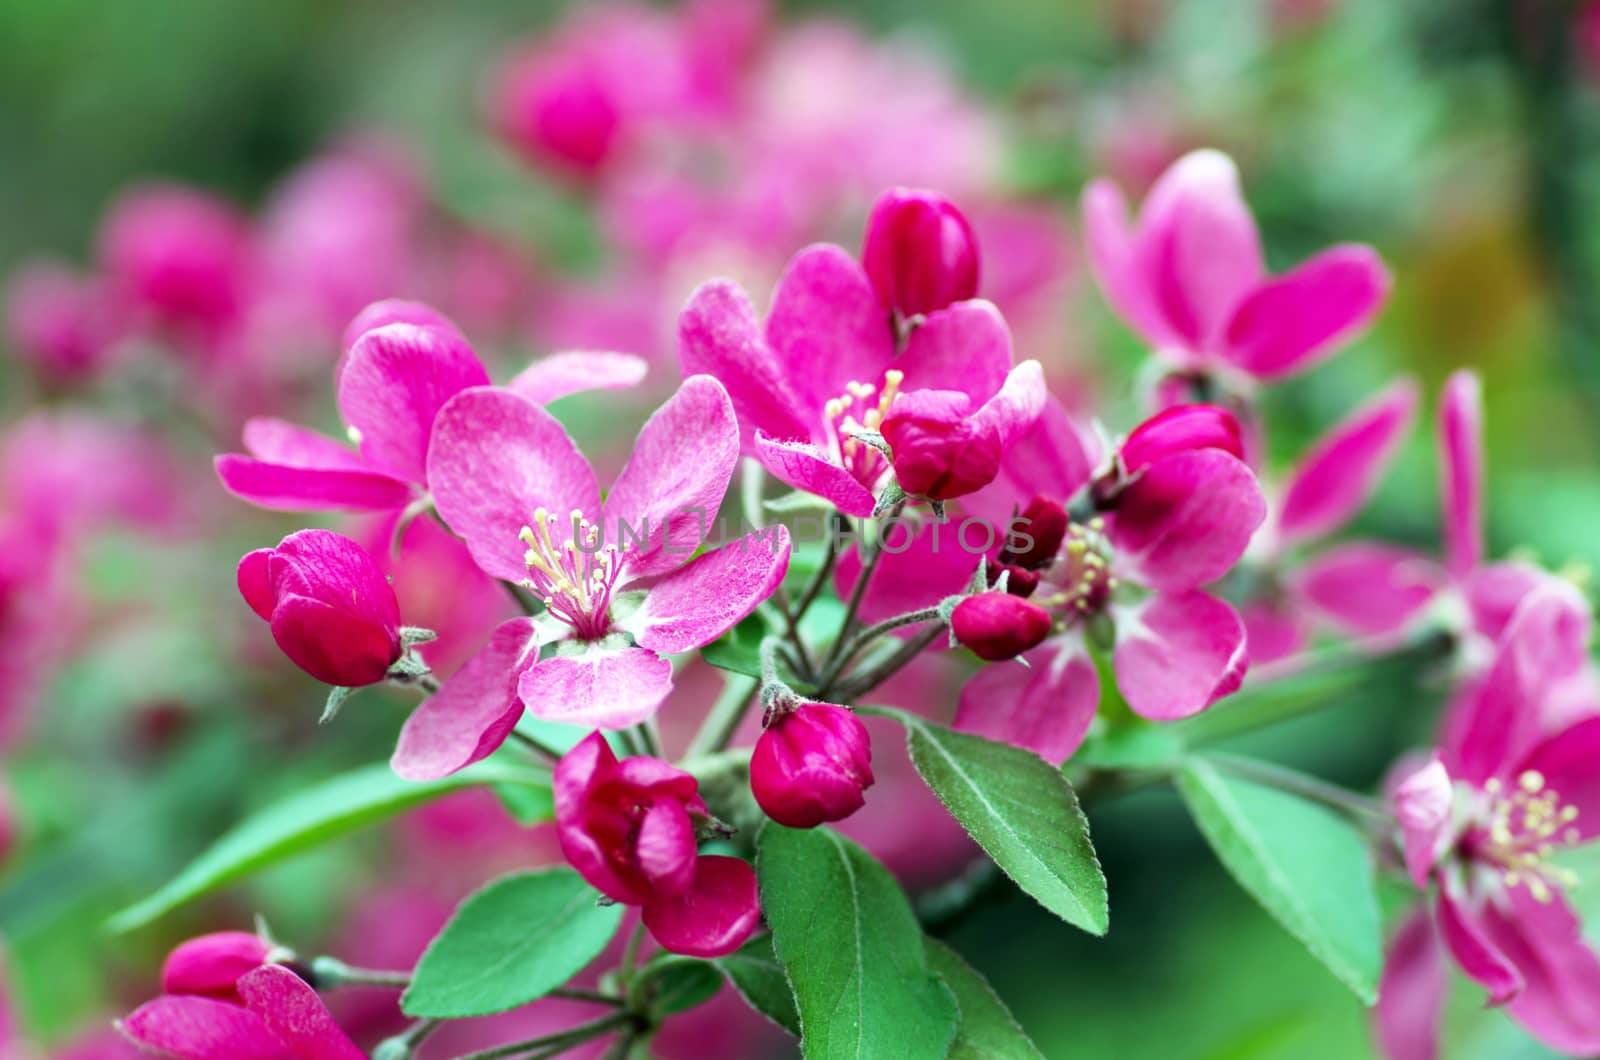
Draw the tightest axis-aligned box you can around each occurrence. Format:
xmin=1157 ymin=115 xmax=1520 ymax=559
xmin=508 ymin=729 xmax=564 ymax=763
xmin=791 ymin=514 xmax=843 ymax=623
xmin=309 ymin=957 xmax=410 ymax=989
xmin=685 ymin=675 xmax=761 ymax=757
xmin=1205 ymin=753 xmax=1391 ymax=828
xmin=548 ymin=987 xmax=623 ymax=1005
xmin=453 ymin=1012 xmax=636 ymax=1060
xmin=820 ymin=505 xmax=901 ymax=675
xmin=831 ymin=625 xmax=946 ymax=702
xmin=619 ymin=923 xmax=647 ymax=982
xmin=816 ymin=606 xmax=942 ymax=695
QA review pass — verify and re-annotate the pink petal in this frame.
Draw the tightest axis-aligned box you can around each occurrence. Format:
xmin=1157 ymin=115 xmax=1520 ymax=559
xmin=764 ymin=244 xmax=896 ymax=420
xmin=1277 ymin=378 xmax=1419 ymax=543
xmin=238 ymin=550 xmax=275 ymax=621
xmin=1222 ymin=244 xmax=1390 ymax=380
xmin=1082 ymin=178 xmax=1181 ymax=350
xmin=1238 ymin=598 xmax=1307 ymax=667
xmin=161 ymin=932 xmax=271 ymax=1002
xmin=1474 ymin=888 xmax=1600 ymax=1055
xmin=240 ymin=418 xmax=367 ymax=471
xmin=1373 ymin=907 xmax=1448 ymax=1060
xmin=972 ymin=361 xmax=1047 ymax=446
xmin=966 ymin=399 xmax=1098 ymax=529
xmin=340 ymin=298 xmax=464 ymax=354
xmin=954 ymin=641 xmax=1099 ymax=763
xmin=1513 ymin=715 xmax=1600 ymax=843
xmin=1438 ymin=370 xmax=1484 ymax=578
xmin=391 ymin=618 xmax=547 ymax=781
xmin=895 ymin=300 xmax=1013 ymax=403
xmin=677 ymin=279 xmax=814 ymax=448
xmin=1462 ymin=560 xmax=1551 ymax=642
xmin=1436 ymin=889 xmax=1522 ymax=1004
xmin=1392 ymin=757 xmax=1452 ymax=887
xmin=604 ymin=376 xmax=740 ymax=583
xmin=554 ymin=733 xmax=647 ymax=904
xmin=752 ymin=431 xmax=876 ymax=517
xmin=504 ymin=350 xmax=648 ymax=405
xmin=642 ymin=855 xmax=761 ymax=958
xmin=519 ymin=647 xmax=673 ymax=729
xmin=214 ymin=455 xmax=415 ymax=513
xmin=1291 ymin=543 xmax=1443 ymax=638
xmin=426 ymin=387 xmax=600 ymax=584
xmin=634 ymin=800 xmax=698 ymax=899
xmin=337 ymin=323 xmax=491 ymax=483
xmin=119 ymin=995 xmax=294 ymax=1060
xmin=268 ymin=595 xmax=398 ymax=687
xmin=833 ymin=520 xmax=978 ymax=627
xmin=237 ymin=965 xmax=364 ymax=1060
xmin=1108 ymin=449 xmax=1267 ymax=592
xmin=1113 ymin=591 xmax=1248 ymax=721
xmin=620 ymin=529 xmax=791 ymax=654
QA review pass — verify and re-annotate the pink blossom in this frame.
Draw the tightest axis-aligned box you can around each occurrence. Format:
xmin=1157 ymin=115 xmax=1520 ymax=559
xmin=160 ymin=932 xmax=273 ymax=1004
xmin=1083 ymin=149 xmax=1390 ymax=382
xmin=237 ymin=530 xmax=402 ymax=688
xmin=120 ymin=963 xmax=363 ymax=1060
xmin=750 ymin=700 xmax=875 ymax=827
xmin=555 ymin=732 xmax=759 ymax=957
xmin=391 ymin=376 xmax=790 ymax=778
xmin=950 ymin=592 xmax=1053 ymax=661
xmin=4 ymin=261 xmax=125 ymax=384
xmin=861 ymin=187 xmax=980 ymax=318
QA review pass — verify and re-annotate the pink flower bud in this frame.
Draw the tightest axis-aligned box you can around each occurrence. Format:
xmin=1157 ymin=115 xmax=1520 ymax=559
xmin=751 ymin=703 xmax=875 ymax=829
xmin=985 ymin=560 xmax=1039 ymax=598
xmin=1000 ymin=496 xmax=1069 ymax=570
xmin=160 ymin=932 xmax=272 ymax=1003
xmin=492 ymin=51 xmax=622 ymax=178
xmin=97 ymin=184 xmax=251 ymax=332
xmin=1119 ymin=404 xmax=1245 ymax=474
xmin=881 ymin=390 xmax=1002 ymax=501
xmin=4 ymin=263 xmax=122 ymax=384
xmin=862 ymin=188 xmax=980 ymax=316
xmin=237 ymin=530 xmax=403 ymax=687
xmin=951 ymin=592 xmax=1053 ymax=661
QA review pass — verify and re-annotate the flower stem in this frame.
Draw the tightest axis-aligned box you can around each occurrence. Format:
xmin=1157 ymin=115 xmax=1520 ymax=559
xmin=816 ymin=606 xmax=943 ymax=696
xmin=832 ymin=624 xmax=946 ymax=702
xmin=453 ymin=1012 xmax=637 ymax=1060
xmin=686 ymin=674 xmax=760 ymax=757
xmin=819 ymin=504 xmax=902 ymax=676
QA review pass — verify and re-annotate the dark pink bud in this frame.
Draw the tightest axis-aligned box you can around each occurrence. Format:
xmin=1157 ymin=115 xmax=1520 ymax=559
xmin=493 ymin=50 xmax=622 ymax=178
xmin=986 ymin=560 xmax=1039 ymax=598
xmin=237 ymin=530 xmax=403 ymax=687
xmin=881 ymin=390 xmax=1002 ymax=501
xmin=862 ymin=188 xmax=980 ymax=317
xmin=160 ymin=932 xmax=271 ymax=1002
xmin=951 ymin=592 xmax=1053 ymax=661
xmin=999 ymin=496 xmax=1069 ymax=570
xmin=751 ymin=703 xmax=875 ymax=828
xmin=1119 ymin=404 xmax=1244 ymax=474
xmin=97 ymin=184 xmax=251 ymax=332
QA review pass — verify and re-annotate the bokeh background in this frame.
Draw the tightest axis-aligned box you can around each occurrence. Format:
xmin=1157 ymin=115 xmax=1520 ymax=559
xmin=2 ymin=0 xmax=1599 ymax=1056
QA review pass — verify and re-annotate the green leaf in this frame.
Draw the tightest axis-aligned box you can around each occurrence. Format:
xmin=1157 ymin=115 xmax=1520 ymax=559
xmin=402 ymin=868 xmax=624 ymax=1018
xmin=491 ymin=780 xmax=555 ymax=826
xmin=714 ymin=934 xmax=800 ymax=1037
xmin=700 ymin=613 xmax=766 ymax=677
xmin=867 ymin=707 xmax=1108 ymax=936
xmin=924 ymin=938 xmax=1044 ymax=1060
xmin=757 ymin=825 xmax=956 ymax=1059
xmin=1073 ymin=723 xmax=1184 ymax=771
xmin=109 ymin=763 xmax=551 ymax=933
xmin=1175 ymin=757 xmax=1383 ymax=1003
xmin=639 ymin=957 xmax=726 ymax=1018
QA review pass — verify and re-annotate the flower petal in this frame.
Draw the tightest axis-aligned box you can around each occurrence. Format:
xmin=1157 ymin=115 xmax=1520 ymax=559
xmin=753 ymin=431 xmax=876 ymax=517
xmin=642 ymin=855 xmax=761 ymax=958
xmin=620 ymin=529 xmax=791 ymax=654
xmin=268 ymin=595 xmax=398 ymax=687
xmin=1438 ymin=370 xmax=1484 ymax=578
xmin=765 ymin=244 xmax=896 ymax=419
xmin=519 ymin=647 xmax=673 ymax=729
xmin=677 ymin=279 xmax=813 ymax=447
xmin=1222 ymin=244 xmax=1390 ymax=380
xmin=1513 ymin=715 xmax=1600 ymax=844
xmin=1277 ymin=378 xmax=1418 ymax=544
xmin=391 ymin=618 xmax=548 ymax=781
xmin=338 ymin=322 xmax=491 ymax=483
xmin=1436 ymin=889 xmax=1523 ymax=1004
xmin=240 ymin=418 xmax=367 ymax=471
xmin=214 ymin=455 xmax=414 ymax=513
xmin=1475 ymin=888 xmax=1600 ymax=1055
xmin=1462 ymin=560 xmax=1551 ymax=642
xmin=1108 ymin=449 xmax=1267 ymax=591
xmin=1291 ymin=542 xmax=1443 ymax=638
xmin=1081 ymin=178 xmax=1181 ymax=350
xmin=634 ymin=800 xmax=698 ymax=899
xmin=504 ymin=350 xmax=648 ymax=406
xmin=954 ymin=640 xmax=1099 ymax=763
xmin=1238 ymin=598 xmax=1307 ymax=667
xmin=1113 ymin=591 xmax=1248 ymax=721
xmin=118 ymin=995 xmax=294 ymax=1060
xmin=1373 ymin=907 xmax=1448 ymax=1060
xmin=1393 ymin=757 xmax=1452 ymax=887
xmin=427 ymin=387 xmax=600 ymax=584
xmin=896 ymin=299 xmax=1013 ymax=402
xmin=237 ymin=965 xmax=364 ymax=1060
xmin=340 ymin=298 xmax=463 ymax=354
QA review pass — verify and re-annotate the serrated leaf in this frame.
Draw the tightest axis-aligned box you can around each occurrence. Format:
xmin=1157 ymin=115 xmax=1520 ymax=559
xmin=715 ymin=934 xmax=800 ymax=1037
xmin=1176 ymin=757 xmax=1383 ymax=1002
xmin=640 ymin=957 xmax=726 ymax=1018
xmin=925 ymin=938 xmax=1044 ymax=1060
xmin=700 ymin=613 xmax=766 ymax=677
xmin=1073 ymin=724 xmax=1184 ymax=771
xmin=402 ymin=868 xmax=623 ymax=1018
xmin=757 ymin=825 xmax=956 ymax=1059
xmin=867 ymin=707 xmax=1108 ymax=936
xmin=109 ymin=763 xmax=551 ymax=933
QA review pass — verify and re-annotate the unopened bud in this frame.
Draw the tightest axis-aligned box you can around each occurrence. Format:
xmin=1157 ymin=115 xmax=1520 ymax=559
xmin=750 ymin=703 xmax=875 ymax=829
xmin=862 ymin=188 xmax=980 ymax=317
xmin=950 ymin=592 xmax=1052 ymax=661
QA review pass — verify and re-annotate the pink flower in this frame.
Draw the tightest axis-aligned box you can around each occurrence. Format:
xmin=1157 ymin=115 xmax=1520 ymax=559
xmin=750 ymin=701 xmax=875 ymax=828
xmin=120 ymin=963 xmax=363 ymax=1060
xmin=216 ymin=299 xmax=646 ymax=513
xmin=1117 ymin=403 xmax=1245 ymax=474
xmin=160 ymin=933 xmax=273 ymax=1004
xmin=1083 ymin=149 xmax=1390 ymax=382
xmin=861 ymin=187 xmax=980 ymax=318
xmin=4 ymin=261 xmax=125 ymax=384
xmin=556 ymin=733 xmax=760 ymax=957
xmin=493 ymin=47 xmax=624 ymax=178
xmin=880 ymin=364 xmax=1046 ymax=501
xmin=679 ymin=241 xmax=1045 ymax=516
xmin=1374 ymin=584 xmax=1600 ymax=1058
xmin=237 ymin=530 xmax=402 ymax=688
xmin=390 ymin=376 xmax=790 ymax=779
xmin=950 ymin=592 xmax=1053 ymax=661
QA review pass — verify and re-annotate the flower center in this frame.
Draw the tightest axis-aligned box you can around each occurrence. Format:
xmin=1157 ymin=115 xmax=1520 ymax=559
xmin=1033 ymin=518 xmax=1117 ymax=620
xmin=519 ymin=508 xmax=623 ymax=641
xmin=1473 ymin=770 xmax=1582 ymax=903
xmin=822 ymin=369 xmax=904 ymax=488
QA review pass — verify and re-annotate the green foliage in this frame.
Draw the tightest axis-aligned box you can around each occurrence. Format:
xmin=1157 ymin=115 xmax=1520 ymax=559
xmin=925 ymin=938 xmax=1045 ymax=1060
xmin=714 ymin=933 xmax=801 ymax=1037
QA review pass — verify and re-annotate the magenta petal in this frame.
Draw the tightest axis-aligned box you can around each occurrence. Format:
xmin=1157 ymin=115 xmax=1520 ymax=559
xmin=1291 ymin=542 xmax=1443 ymax=638
xmin=519 ymin=647 xmax=673 ymax=729
xmin=554 ymin=733 xmax=647 ymax=904
xmin=621 ymin=529 xmax=791 ymax=653
xmin=119 ymin=995 xmax=294 ymax=1060
xmin=427 ymin=387 xmax=600 ymax=583
xmin=1277 ymin=378 xmax=1419 ymax=544
xmin=340 ymin=298 xmax=463 ymax=354
xmin=1438 ymin=370 xmax=1485 ymax=578
xmin=765 ymin=244 xmax=896 ymax=418
xmin=1082 ymin=178 xmax=1181 ymax=350
xmin=1109 ymin=449 xmax=1267 ymax=592
xmin=972 ymin=361 xmax=1047 ymax=446
xmin=896 ymin=300 xmax=1013 ymax=403
xmin=240 ymin=418 xmax=367 ymax=471
xmin=642 ymin=855 xmax=761 ymax=958
xmin=1513 ymin=716 xmax=1600 ymax=843
xmin=161 ymin=932 xmax=271 ymax=1001
xmin=1238 ymin=598 xmax=1307 ymax=667
xmin=967 ymin=399 xmax=1097 ymax=528
xmin=238 ymin=550 xmax=275 ymax=621
xmin=677 ymin=279 xmax=813 ymax=447
xmin=1222 ymin=244 xmax=1390 ymax=380
xmin=391 ymin=618 xmax=546 ymax=781
xmin=1462 ymin=561 xmax=1551 ymax=642
xmin=237 ymin=965 xmax=364 ymax=1060
xmin=833 ymin=521 xmax=976 ymax=627
xmin=1373 ymin=907 xmax=1448 ymax=1060
xmin=1436 ymin=889 xmax=1523 ymax=1004
xmin=1114 ymin=591 xmax=1248 ymax=721
xmin=505 ymin=350 xmax=648 ymax=405
xmin=604 ymin=376 xmax=740 ymax=582
xmin=954 ymin=641 xmax=1099 ymax=763
xmin=1475 ymin=888 xmax=1600 ymax=1055
xmin=1392 ymin=757 xmax=1452 ymax=887
xmin=215 ymin=455 xmax=415 ymax=513
xmin=268 ymin=595 xmax=397 ymax=687
xmin=753 ymin=431 xmax=876 ymax=517
xmin=634 ymin=800 xmax=698 ymax=899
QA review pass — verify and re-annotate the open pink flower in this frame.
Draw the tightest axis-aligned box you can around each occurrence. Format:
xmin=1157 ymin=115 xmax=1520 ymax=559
xmin=679 ymin=240 xmax=1045 ymax=516
xmin=1374 ymin=584 xmax=1600 ymax=1059
xmin=556 ymin=732 xmax=760 ymax=957
xmin=1083 ymin=149 xmax=1390 ymax=382
xmin=120 ymin=963 xmax=363 ymax=1060
xmin=391 ymin=375 xmax=790 ymax=779
xmin=216 ymin=299 xmax=646 ymax=513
